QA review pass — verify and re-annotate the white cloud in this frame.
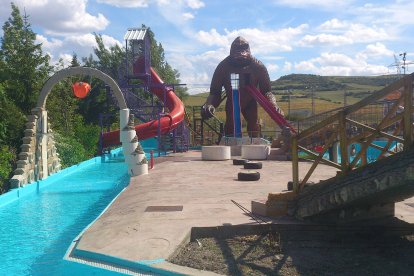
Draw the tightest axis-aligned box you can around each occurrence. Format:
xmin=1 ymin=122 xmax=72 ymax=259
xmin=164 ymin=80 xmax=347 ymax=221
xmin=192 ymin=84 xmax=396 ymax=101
xmin=295 ymin=52 xmax=389 ymax=76
xmin=166 ymin=49 xmax=227 ymax=94
xmin=362 ymin=42 xmax=394 ymax=58
xmin=182 ymin=12 xmax=195 ymax=20
xmin=36 ymin=33 xmax=122 ymax=66
xmin=186 ymin=0 xmax=205 ymax=9
xmin=283 ymin=61 xmax=292 ymax=71
xmin=295 ymin=60 xmax=318 ymax=72
xmin=65 ymin=34 xmax=98 ymax=48
xmin=299 ymin=22 xmax=390 ymax=47
xmin=267 ymin=63 xmax=279 ymax=72
xmin=261 ymin=56 xmax=285 ymax=61
xmin=169 ymin=23 xmax=310 ymax=93
xmin=196 ymin=29 xmax=229 ymax=47
xmin=196 ymin=25 xmax=308 ymax=54
xmin=357 ymin=1 xmax=414 ymax=26
xmin=299 ymin=34 xmax=351 ymax=47
xmin=273 ymin=0 xmax=354 ymax=10
xmin=96 ymin=0 xmax=150 ymax=8
xmin=36 ymin=34 xmax=63 ymax=50
xmin=346 ymin=23 xmax=389 ymax=42
xmin=96 ymin=0 xmax=204 ymax=9
xmin=0 ymin=0 xmax=109 ymax=36
xmin=153 ymin=1 xmax=206 ymax=36
xmin=57 ymin=53 xmax=74 ymax=66
xmin=319 ymin=18 xmax=349 ymax=31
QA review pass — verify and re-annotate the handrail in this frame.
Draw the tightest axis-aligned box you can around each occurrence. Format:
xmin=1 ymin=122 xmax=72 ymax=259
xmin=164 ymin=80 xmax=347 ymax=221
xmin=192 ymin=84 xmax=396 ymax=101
xmin=190 ymin=106 xmax=224 ymax=145
xmin=291 ymin=73 xmax=414 ymax=193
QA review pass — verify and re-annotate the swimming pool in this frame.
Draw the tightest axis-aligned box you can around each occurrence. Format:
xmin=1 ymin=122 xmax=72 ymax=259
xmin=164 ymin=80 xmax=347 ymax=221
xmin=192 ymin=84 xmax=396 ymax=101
xmin=339 ymin=140 xmax=399 ymax=164
xmin=0 ymin=139 xmax=159 ymax=275
xmin=300 ymin=140 xmax=401 ymax=165
xmin=0 ymin=158 xmax=128 ymax=275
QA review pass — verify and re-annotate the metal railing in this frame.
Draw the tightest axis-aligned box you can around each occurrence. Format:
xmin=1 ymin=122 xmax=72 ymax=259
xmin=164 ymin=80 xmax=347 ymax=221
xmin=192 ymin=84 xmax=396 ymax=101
xmin=190 ymin=106 xmax=224 ymax=145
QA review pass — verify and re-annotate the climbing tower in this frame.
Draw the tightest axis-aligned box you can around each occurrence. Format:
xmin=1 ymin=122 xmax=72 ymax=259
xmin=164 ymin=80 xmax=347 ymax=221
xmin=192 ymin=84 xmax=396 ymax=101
xmin=100 ymin=27 xmax=189 ymax=155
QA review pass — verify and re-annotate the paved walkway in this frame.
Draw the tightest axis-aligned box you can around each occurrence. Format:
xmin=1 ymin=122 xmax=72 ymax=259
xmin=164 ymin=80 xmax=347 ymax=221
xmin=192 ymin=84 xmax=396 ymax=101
xmin=74 ymin=150 xmax=339 ymax=274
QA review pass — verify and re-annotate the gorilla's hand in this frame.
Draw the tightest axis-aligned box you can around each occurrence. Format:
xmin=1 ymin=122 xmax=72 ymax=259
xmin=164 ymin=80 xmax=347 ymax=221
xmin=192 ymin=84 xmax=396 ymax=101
xmin=265 ymin=91 xmax=284 ymax=116
xmin=201 ymin=104 xmax=216 ymax=120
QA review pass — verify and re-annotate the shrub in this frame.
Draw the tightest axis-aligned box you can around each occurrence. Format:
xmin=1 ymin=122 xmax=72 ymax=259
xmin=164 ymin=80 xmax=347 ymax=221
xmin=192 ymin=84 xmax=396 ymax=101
xmin=54 ymin=133 xmax=88 ymax=168
xmin=0 ymin=145 xmax=14 ymax=194
xmin=74 ymin=119 xmax=100 ymax=158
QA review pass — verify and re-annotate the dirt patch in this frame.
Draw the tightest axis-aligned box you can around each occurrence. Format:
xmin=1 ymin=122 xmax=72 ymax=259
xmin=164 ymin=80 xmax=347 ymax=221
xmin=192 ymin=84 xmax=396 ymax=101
xmin=170 ymin=229 xmax=414 ymax=275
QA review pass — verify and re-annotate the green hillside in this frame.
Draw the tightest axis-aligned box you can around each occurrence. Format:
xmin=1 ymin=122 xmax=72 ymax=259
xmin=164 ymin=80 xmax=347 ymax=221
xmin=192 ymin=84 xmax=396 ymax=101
xmin=272 ymin=74 xmax=348 ymax=91
xmin=185 ymin=74 xmax=402 ymax=108
xmin=271 ymin=74 xmax=399 ymax=92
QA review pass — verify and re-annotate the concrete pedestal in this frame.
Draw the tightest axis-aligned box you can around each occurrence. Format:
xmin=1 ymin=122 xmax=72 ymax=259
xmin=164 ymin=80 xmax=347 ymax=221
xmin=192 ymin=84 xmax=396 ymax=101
xmin=202 ymin=146 xmax=231 ymax=160
xmin=241 ymin=145 xmax=270 ymax=160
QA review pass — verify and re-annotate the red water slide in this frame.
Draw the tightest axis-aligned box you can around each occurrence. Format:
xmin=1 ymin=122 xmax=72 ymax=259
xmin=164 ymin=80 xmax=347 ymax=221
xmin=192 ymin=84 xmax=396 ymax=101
xmin=101 ymin=68 xmax=185 ymax=148
xmin=245 ymin=85 xmax=296 ymax=133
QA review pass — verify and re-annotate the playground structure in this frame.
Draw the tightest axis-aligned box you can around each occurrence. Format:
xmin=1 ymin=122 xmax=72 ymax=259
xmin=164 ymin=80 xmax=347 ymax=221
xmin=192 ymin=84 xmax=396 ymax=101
xmin=98 ymin=28 xmax=188 ymax=156
xmin=5 ymin=25 xmax=414 ymax=276
xmin=8 ymin=26 xmax=414 ymax=223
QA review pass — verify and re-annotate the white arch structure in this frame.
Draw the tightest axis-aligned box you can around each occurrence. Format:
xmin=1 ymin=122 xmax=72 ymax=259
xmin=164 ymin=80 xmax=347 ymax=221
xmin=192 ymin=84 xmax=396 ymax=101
xmin=37 ymin=67 xmax=127 ymax=109
xmin=10 ymin=67 xmax=147 ymax=188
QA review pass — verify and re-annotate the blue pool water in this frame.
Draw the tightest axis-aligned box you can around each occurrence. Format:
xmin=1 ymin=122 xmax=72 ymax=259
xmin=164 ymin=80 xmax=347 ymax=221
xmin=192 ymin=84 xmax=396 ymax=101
xmin=0 ymin=159 xmax=129 ymax=275
xmin=315 ymin=140 xmax=399 ymax=164
xmin=0 ymin=137 xmax=162 ymax=275
xmin=0 ymin=138 xmax=161 ymax=275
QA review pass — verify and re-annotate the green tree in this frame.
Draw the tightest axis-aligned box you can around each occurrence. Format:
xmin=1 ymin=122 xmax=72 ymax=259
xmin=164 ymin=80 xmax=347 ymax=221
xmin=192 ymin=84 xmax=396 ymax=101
xmin=53 ymin=133 xmax=88 ymax=168
xmin=79 ymin=38 xmax=119 ymax=125
xmin=146 ymin=27 xmax=188 ymax=100
xmin=46 ymin=60 xmax=81 ymax=136
xmin=0 ymin=2 xmax=52 ymax=114
xmin=88 ymin=27 xmax=188 ymax=100
xmin=46 ymin=58 xmax=100 ymax=165
xmin=0 ymin=82 xmax=20 ymax=194
xmin=0 ymin=145 xmax=14 ymax=193
xmin=93 ymin=33 xmax=124 ymax=81
xmin=71 ymin=53 xmax=81 ymax=67
xmin=0 ymin=83 xmax=25 ymax=148
xmin=0 ymin=3 xmax=51 ymax=193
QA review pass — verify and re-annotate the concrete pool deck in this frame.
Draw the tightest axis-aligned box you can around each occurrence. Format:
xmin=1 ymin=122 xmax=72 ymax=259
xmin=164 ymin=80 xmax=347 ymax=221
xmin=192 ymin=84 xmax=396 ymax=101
xmin=73 ymin=150 xmax=414 ymax=275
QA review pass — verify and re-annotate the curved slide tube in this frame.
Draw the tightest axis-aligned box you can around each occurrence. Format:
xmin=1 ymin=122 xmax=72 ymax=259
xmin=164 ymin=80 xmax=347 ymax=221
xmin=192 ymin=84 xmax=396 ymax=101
xmin=245 ymin=85 xmax=296 ymax=133
xmin=102 ymin=68 xmax=185 ymax=148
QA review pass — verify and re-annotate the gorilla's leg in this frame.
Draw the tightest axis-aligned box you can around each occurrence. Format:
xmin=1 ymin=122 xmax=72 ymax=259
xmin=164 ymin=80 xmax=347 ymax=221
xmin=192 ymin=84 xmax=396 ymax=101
xmin=224 ymin=116 xmax=235 ymax=137
xmin=242 ymin=100 xmax=259 ymax=137
xmin=224 ymin=99 xmax=235 ymax=136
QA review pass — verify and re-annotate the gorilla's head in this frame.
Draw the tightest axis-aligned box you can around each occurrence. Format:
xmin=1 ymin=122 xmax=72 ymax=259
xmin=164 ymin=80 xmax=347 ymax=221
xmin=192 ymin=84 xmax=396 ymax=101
xmin=229 ymin=36 xmax=252 ymax=67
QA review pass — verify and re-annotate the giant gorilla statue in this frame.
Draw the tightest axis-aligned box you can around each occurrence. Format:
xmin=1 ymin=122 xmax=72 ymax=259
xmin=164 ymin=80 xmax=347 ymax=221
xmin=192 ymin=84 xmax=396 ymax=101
xmin=201 ymin=36 xmax=283 ymax=137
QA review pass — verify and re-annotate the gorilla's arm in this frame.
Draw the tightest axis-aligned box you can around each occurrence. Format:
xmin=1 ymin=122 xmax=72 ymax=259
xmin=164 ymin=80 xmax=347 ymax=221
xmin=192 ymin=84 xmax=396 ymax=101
xmin=201 ymin=62 xmax=226 ymax=119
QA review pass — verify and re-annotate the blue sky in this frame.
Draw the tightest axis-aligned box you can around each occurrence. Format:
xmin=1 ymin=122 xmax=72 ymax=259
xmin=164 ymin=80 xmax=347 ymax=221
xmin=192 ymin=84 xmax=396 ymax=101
xmin=1 ymin=0 xmax=413 ymax=94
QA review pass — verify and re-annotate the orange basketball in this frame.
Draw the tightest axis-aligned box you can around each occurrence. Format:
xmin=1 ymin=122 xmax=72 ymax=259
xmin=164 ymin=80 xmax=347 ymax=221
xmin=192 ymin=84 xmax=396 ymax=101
xmin=72 ymin=82 xmax=91 ymax=99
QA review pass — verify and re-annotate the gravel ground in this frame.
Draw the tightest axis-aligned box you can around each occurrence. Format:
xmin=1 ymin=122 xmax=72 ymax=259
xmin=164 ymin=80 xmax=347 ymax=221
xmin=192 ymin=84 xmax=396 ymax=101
xmin=170 ymin=229 xmax=414 ymax=276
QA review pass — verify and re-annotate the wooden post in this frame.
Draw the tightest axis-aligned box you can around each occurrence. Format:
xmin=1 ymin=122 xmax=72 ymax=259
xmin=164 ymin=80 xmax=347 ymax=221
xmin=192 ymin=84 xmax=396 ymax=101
xmin=403 ymin=76 xmax=413 ymax=149
xmin=339 ymin=111 xmax=349 ymax=173
xmin=362 ymin=149 xmax=367 ymax=166
xmin=292 ymin=137 xmax=299 ymax=193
